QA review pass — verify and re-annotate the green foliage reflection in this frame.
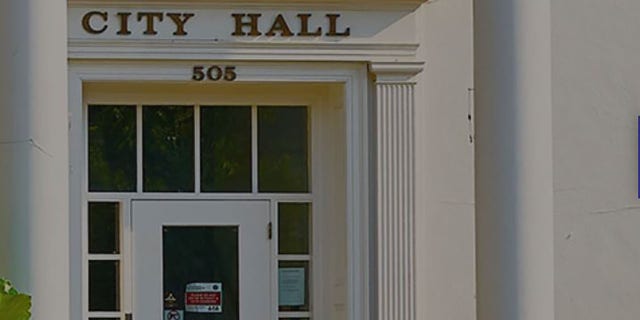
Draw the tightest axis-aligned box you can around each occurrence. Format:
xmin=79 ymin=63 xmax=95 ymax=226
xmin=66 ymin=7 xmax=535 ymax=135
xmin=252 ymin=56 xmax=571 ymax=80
xmin=143 ymin=106 xmax=195 ymax=192
xmin=88 ymin=106 xmax=136 ymax=192
xmin=201 ymin=107 xmax=252 ymax=192
xmin=258 ymin=107 xmax=309 ymax=193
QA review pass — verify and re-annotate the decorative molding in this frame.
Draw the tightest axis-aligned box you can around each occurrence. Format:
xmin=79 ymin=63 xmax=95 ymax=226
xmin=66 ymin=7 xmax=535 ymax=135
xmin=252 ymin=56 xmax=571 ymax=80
xmin=370 ymin=61 xmax=424 ymax=82
xmin=68 ymin=0 xmax=429 ymax=11
xmin=68 ymin=60 xmax=372 ymax=320
xmin=68 ymin=39 xmax=420 ymax=61
xmin=372 ymin=73 xmax=416 ymax=320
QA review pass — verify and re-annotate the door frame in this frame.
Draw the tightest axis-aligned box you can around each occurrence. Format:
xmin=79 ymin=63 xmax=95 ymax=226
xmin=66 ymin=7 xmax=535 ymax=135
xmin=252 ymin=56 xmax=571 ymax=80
xmin=132 ymin=200 xmax=272 ymax=320
xmin=69 ymin=61 xmax=371 ymax=320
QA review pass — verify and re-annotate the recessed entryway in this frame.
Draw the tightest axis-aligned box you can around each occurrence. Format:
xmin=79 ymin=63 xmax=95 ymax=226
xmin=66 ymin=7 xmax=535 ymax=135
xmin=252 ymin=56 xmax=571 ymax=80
xmin=80 ymin=81 xmax=349 ymax=320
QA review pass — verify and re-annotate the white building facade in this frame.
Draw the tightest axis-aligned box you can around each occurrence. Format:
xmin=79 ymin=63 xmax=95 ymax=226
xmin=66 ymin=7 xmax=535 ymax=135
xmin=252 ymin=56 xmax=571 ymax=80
xmin=1 ymin=1 xmax=638 ymax=320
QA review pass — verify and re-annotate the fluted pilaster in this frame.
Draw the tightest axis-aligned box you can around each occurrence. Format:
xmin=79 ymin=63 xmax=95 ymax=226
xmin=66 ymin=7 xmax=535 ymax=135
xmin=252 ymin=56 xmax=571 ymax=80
xmin=371 ymin=62 xmax=423 ymax=320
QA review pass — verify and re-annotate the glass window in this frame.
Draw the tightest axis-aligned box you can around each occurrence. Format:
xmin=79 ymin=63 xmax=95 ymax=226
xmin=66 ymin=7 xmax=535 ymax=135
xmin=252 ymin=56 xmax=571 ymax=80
xmin=88 ymin=105 xmax=136 ymax=192
xmin=258 ymin=107 xmax=309 ymax=193
xmin=143 ymin=106 xmax=195 ymax=192
xmin=88 ymin=202 xmax=120 ymax=254
xmin=89 ymin=260 xmax=120 ymax=312
xmin=200 ymin=106 xmax=252 ymax=192
xmin=278 ymin=203 xmax=311 ymax=255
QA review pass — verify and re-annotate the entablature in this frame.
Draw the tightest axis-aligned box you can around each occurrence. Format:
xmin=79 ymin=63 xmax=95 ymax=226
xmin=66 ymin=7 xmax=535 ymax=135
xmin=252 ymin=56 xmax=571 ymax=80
xmin=68 ymin=1 xmax=427 ymax=63
xmin=69 ymin=0 xmax=430 ymax=11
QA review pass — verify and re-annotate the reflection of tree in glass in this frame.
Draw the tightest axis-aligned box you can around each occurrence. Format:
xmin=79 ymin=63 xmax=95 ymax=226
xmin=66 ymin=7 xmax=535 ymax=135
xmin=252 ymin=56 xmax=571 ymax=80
xmin=278 ymin=203 xmax=310 ymax=255
xmin=143 ymin=106 xmax=195 ymax=192
xmin=259 ymin=107 xmax=309 ymax=193
xmin=201 ymin=107 xmax=252 ymax=192
xmin=88 ymin=105 xmax=137 ymax=192
xmin=163 ymin=227 xmax=239 ymax=320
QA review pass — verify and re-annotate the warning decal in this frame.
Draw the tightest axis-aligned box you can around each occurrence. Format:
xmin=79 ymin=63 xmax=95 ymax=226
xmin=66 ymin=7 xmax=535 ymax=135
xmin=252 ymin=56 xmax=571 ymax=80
xmin=185 ymin=282 xmax=222 ymax=313
xmin=164 ymin=309 xmax=184 ymax=320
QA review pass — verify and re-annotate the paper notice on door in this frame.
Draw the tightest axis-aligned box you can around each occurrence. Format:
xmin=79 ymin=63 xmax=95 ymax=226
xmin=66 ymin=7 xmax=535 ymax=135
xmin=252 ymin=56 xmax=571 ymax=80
xmin=185 ymin=282 xmax=222 ymax=313
xmin=278 ymin=268 xmax=306 ymax=306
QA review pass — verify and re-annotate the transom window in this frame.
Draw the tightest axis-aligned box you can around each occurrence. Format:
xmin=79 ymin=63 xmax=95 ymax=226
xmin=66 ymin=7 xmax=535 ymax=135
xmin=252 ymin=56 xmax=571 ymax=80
xmin=88 ymin=104 xmax=310 ymax=194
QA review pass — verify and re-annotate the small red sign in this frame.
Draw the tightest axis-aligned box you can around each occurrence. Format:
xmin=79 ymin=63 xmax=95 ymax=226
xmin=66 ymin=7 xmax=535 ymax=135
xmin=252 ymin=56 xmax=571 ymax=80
xmin=186 ymin=292 xmax=221 ymax=305
xmin=185 ymin=282 xmax=223 ymax=313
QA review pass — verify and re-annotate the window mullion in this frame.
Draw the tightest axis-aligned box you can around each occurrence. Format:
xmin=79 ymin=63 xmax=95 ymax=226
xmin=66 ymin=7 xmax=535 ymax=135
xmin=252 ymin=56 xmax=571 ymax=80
xmin=136 ymin=104 xmax=143 ymax=194
xmin=252 ymin=105 xmax=258 ymax=194
xmin=195 ymin=104 xmax=201 ymax=194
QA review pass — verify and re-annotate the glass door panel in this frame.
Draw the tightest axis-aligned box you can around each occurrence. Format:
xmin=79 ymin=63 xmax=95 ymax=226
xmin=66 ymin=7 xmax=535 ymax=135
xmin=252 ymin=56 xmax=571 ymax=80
xmin=163 ymin=226 xmax=239 ymax=319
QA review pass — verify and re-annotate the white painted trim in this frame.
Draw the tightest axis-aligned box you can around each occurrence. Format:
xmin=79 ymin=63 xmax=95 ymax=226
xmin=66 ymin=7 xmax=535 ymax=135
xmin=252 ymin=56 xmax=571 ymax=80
xmin=69 ymin=72 xmax=86 ymax=320
xmin=369 ymin=61 xmax=424 ymax=83
xmin=345 ymin=65 xmax=371 ymax=320
xmin=251 ymin=105 xmax=259 ymax=194
xmin=194 ymin=104 xmax=202 ymax=193
xmin=122 ymin=200 xmax=134 ymax=317
xmin=270 ymin=200 xmax=278 ymax=320
xmin=136 ymin=105 xmax=143 ymax=193
xmin=68 ymin=40 xmax=420 ymax=62
xmin=279 ymin=311 xmax=313 ymax=318
xmin=85 ymin=193 xmax=315 ymax=201
xmin=68 ymin=0 xmax=429 ymax=11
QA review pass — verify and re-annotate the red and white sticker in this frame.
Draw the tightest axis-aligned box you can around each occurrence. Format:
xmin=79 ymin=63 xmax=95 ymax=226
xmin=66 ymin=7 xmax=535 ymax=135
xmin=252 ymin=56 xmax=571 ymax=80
xmin=185 ymin=282 xmax=222 ymax=313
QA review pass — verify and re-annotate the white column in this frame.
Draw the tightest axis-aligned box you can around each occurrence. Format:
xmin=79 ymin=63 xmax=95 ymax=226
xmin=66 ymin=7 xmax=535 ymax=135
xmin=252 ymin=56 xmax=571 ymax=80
xmin=0 ymin=0 xmax=69 ymax=319
xmin=474 ymin=1 xmax=554 ymax=320
xmin=370 ymin=62 xmax=423 ymax=320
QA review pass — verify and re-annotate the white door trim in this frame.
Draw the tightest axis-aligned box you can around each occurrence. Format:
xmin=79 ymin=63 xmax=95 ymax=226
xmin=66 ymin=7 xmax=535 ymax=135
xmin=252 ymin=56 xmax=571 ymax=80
xmin=69 ymin=60 xmax=371 ymax=320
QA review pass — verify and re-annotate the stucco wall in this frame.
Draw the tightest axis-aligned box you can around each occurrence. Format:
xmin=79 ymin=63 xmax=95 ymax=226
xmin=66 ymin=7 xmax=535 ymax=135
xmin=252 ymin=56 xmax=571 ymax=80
xmin=552 ymin=1 xmax=640 ymax=319
xmin=415 ymin=1 xmax=476 ymax=319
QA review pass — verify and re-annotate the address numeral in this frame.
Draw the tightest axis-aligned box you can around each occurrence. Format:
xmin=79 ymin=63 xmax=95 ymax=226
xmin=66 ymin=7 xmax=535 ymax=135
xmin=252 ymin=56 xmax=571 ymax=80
xmin=192 ymin=66 xmax=237 ymax=82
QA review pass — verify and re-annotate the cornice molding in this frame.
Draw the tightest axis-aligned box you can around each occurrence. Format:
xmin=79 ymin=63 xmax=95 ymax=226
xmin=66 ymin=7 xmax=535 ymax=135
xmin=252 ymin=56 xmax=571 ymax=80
xmin=68 ymin=39 xmax=420 ymax=62
xmin=68 ymin=0 xmax=429 ymax=11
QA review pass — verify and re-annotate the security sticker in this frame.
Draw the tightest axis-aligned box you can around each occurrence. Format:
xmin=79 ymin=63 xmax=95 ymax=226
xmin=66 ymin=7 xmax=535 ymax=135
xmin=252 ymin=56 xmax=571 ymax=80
xmin=164 ymin=309 xmax=184 ymax=320
xmin=164 ymin=292 xmax=178 ymax=309
xmin=185 ymin=282 xmax=222 ymax=313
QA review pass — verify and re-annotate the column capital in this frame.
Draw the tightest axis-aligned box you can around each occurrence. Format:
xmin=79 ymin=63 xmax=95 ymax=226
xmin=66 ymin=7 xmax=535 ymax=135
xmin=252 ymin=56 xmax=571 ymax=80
xmin=369 ymin=61 xmax=424 ymax=83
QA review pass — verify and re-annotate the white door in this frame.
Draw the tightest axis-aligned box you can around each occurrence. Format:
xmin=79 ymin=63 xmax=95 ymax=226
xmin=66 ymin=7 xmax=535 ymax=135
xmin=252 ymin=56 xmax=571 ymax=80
xmin=132 ymin=200 xmax=271 ymax=320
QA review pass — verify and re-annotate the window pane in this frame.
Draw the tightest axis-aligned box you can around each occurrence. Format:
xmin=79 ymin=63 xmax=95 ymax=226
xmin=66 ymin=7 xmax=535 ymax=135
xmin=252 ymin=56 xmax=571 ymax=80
xmin=164 ymin=226 xmax=239 ymax=319
xmin=201 ymin=106 xmax=252 ymax=192
xmin=278 ymin=203 xmax=311 ymax=255
xmin=88 ymin=105 xmax=136 ymax=192
xmin=258 ymin=107 xmax=309 ymax=193
xmin=89 ymin=260 xmax=120 ymax=311
xmin=278 ymin=261 xmax=310 ymax=312
xmin=89 ymin=202 xmax=120 ymax=254
xmin=143 ymin=106 xmax=194 ymax=192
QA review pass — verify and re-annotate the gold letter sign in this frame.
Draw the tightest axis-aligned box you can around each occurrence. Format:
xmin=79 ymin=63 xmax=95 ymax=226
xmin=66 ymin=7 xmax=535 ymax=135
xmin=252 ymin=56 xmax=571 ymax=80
xmin=81 ymin=11 xmax=352 ymax=38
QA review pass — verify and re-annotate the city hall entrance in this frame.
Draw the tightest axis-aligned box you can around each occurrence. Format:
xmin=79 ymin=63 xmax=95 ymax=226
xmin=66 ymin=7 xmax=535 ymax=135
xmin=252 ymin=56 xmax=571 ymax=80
xmin=76 ymin=79 xmax=355 ymax=320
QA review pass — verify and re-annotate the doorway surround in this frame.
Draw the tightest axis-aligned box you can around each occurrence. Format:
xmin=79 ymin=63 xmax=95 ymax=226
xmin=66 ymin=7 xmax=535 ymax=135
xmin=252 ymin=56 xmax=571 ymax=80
xmin=67 ymin=2 xmax=424 ymax=320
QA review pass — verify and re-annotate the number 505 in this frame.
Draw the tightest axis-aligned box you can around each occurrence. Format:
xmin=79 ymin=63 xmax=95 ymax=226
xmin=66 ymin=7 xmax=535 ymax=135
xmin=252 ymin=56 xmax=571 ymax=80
xmin=192 ymin=66 xmax=237 ymax=81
